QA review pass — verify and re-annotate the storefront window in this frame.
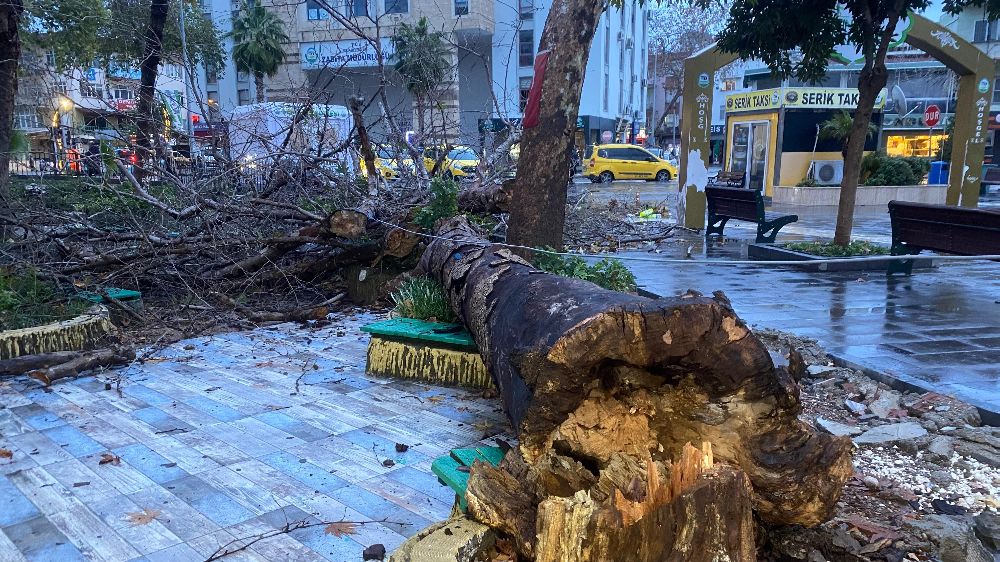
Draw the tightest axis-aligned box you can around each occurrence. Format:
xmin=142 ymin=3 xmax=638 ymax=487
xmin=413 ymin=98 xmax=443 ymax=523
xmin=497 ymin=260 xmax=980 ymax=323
xmin=885 ymin=134 xmax=948 ymax=158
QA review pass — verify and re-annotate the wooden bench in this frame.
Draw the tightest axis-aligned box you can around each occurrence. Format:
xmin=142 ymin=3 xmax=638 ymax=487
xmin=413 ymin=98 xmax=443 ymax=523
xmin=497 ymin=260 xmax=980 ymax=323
xmin=887 ymin=201 xmax=1000 ymax=275
xmin=705 ymin=187 xmax=799 ymax=243
xmin=708 ymin=170 xmax=746 ymax=188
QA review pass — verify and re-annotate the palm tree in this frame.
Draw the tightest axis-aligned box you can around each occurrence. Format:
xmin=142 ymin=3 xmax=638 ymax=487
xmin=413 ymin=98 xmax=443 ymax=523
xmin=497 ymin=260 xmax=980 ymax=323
xmin=231 ymin=0 xmax=289 ymax=103
xmin=391 ymin=17 xmax=450 ymax=143
xmin=819 ymin=110 xmax=878 ymax=159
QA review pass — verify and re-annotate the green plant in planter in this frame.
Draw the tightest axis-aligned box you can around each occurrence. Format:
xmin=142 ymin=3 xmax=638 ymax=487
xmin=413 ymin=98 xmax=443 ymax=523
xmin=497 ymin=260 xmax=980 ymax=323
xmin=785 ymin=240 xmax=888 ymax=257
xmin=865 ymin=158 xmax=917 ymax=186
xmin=533 ymin=249 xmax=637 ymax=292
xmin=414 ymin=176 xmax=459 ymax=230
xmin=391 ymin=277 xmax=457 ymax=323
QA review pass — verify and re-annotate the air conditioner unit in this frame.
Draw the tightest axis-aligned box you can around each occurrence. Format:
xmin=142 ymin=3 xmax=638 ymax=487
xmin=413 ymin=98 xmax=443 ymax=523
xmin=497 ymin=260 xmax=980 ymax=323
xmin=811 ymin=160 xmax=844 ymax=185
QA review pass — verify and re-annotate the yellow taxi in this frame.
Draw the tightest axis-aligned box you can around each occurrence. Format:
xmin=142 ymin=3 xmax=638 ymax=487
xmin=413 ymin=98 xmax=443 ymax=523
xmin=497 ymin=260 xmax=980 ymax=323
xmin=583 ymin=144 xmax=678 ymax=183
xmin=359 ymin=146 xmax=414 ymax=180
xmin=423 ymin=146 xmax=480 ymax=179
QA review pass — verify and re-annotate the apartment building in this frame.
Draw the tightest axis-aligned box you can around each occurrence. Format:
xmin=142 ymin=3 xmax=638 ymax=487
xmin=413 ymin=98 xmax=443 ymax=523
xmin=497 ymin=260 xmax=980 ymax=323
xmin=489 ymin=1 xmax=651 ymax=148
xmin=14 ymin=52 xmax=190 ymax=155
xmin=198 ymin=0 xmax=650 ymax=148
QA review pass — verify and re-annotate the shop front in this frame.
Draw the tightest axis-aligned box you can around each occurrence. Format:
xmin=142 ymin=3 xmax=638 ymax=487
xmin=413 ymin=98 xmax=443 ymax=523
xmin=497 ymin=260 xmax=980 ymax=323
xmin=723 ymin=87 xmax=885 ymax=196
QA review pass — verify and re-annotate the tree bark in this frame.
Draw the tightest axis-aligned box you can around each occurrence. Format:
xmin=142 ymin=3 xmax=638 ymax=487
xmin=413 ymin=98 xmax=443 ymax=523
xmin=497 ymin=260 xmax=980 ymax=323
xmin=506 ymin=0 xmax=604 ymax=251
xmin=457 ymin=179 xmax=513 ymax=214
xmin=0 ymin=0 xmax=24 ymax=211
xmin=255 ymin=73 xmax=265 ymax=103
xmin=420 ymin=217 xmax=853 ymax=557
xmin=136 ymin=0 xmax=169 ymax=183
xmin=833 ymin=9 xmax=900 ymax=246
xmin=348 ymin=95 xmax=379 ymax=185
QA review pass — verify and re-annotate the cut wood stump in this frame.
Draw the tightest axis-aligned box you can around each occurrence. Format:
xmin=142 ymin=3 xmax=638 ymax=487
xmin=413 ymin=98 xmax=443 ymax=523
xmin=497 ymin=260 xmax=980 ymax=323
xmin=419 ymin=217 xmax=854 ymax=560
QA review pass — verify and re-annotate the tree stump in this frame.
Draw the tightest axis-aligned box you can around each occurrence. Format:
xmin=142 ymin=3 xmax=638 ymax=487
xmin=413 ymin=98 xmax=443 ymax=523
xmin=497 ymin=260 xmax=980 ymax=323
xmin=419 ymin=217 xmax=853 ymax=559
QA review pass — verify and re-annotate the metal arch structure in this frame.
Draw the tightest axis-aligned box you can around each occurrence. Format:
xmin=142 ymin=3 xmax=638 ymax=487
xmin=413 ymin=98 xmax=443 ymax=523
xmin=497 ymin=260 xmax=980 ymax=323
xmin=678 ymin=13 xmax=998 ymax=229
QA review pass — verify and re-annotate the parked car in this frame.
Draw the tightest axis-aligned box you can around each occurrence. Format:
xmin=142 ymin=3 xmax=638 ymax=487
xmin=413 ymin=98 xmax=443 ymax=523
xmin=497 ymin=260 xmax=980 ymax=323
xmin=583 ymin=144 xmax=678 ymax=183
xmin=423 ymin=146 xmax=480 ymax=179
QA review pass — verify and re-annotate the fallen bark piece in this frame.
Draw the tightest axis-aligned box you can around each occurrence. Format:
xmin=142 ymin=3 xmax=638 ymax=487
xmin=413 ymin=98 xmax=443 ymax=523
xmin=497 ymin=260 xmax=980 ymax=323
xmin=457 ymin=180 xmax=513 ymax=214
xmin=420 ymin=216 xmax=852 ymax=547
xmin=27 ymin=348 xmax=135 ymax=385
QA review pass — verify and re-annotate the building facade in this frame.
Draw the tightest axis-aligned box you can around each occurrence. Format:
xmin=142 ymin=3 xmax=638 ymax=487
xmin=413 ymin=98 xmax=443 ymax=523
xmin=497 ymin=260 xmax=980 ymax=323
xmin=939 ymin=7 xmax=1000 ymax=163
xmin=197 ymin=1 xmax=650 ymax=150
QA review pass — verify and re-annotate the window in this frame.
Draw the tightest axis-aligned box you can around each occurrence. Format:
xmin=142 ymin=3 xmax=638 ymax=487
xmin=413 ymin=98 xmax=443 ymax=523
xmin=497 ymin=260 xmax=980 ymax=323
xmin=994 ymin=78 xmax=1000 ymax=103
xmin=352 ymin=0 xmax=368 ymax=16
xmin=206 ymin=63 xmax=218 ymax=84
xmin=623 ymin=148 xmax=651 ymax=161
xmin=14 ymin=107 xmax=41 ymax=129
xmin=603 ymin=71 xmax=609 ymax=111
xmin=721 ymin=79 xmax=737 ymax=92
xmin=519 ymin=76 xmax=532 ymax=111
xmin=80 ymin=79 xmax=103 ymax=98
xmin=238 ymin=89 xmax=250 ymax=105
xmin=519 ymin=0 xmax=532 ymax=19
xmin=619 ymin=77 xmax=624 ymax=112
xmin=454 ymin=0 xmax=468 ymax=16
xmin=974 ymin=20 xmax=1000 ymax=42
xmin=237 ymin=70 xmax=250 ymax=82
xmin=307 ymin=0 xmax=330 ymax=20
xmin=384 ymin=0 xmax=407 ymax=13
xmin=45 ymin=51 xmax=56 ymax=67
xmin=604 ymin=21 xmax=610 ymax=66
xmin=111 ymin=87 xmax=133 ymax=100
xmin=518 ymin=30 xmax=534 ymax=67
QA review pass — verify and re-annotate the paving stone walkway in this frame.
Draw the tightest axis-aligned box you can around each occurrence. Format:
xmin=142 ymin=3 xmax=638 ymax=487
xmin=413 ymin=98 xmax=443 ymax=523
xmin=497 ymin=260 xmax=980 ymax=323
xmin=626 ymin=192 xmax=1000 ymax=419
xmin=0 ymin=311 xmax=510 ymax=562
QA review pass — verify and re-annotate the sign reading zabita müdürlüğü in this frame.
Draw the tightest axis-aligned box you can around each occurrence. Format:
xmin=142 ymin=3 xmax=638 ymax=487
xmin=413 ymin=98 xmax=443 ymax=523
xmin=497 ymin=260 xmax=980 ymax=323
xmin=300 ymin=38 xmax=396 ymax=70
xmin=726 ymin=87 xmax=887 ymax=113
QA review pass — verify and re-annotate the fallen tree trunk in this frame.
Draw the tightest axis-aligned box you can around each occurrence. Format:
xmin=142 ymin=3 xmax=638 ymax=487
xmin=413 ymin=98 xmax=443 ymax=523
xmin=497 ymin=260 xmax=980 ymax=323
xmin=457 ymin=179 xmax=513 ymax=214
xmin=0 ymin=351 xmax=80 ymax=375
xmin=419 ymin=217 xmax=853 ymax=559
xmin=26 ymin=348 xmax=135 ymax=385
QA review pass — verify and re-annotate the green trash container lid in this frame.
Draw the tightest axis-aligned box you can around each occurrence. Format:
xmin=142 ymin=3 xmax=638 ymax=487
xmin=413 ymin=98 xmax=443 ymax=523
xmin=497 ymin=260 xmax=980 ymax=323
xmin=77 ymin=288 xmax=143 ymax=303
xmin=361 ymin=318 xmax=477 ymax=350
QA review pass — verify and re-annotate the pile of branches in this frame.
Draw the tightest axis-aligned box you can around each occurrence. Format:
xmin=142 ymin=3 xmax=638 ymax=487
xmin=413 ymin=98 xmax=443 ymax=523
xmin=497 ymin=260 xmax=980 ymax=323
xmin=0 ymin=152 xmax=428 ymax=343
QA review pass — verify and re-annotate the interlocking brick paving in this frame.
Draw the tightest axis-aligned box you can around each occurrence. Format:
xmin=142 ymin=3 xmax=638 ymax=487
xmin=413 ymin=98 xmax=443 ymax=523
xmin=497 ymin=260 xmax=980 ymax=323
xmin=0 ymin=311 xmax=511 ymax=561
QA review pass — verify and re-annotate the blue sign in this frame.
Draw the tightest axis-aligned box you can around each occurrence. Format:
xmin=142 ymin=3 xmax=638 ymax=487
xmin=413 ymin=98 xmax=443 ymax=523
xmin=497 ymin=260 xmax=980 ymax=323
xmin=86 ymin=68 xmax=97 ymax=81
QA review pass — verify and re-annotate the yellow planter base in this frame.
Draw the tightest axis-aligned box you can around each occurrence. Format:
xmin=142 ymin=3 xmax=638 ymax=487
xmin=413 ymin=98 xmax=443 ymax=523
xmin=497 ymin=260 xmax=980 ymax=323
xmin=366 ymin=336 xmax=493 ymax=389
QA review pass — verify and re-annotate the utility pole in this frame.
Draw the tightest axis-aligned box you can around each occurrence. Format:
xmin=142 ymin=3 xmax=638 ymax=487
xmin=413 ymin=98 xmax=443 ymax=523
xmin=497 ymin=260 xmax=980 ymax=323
xmin=179 ymin=0 xmax=194 ymax=141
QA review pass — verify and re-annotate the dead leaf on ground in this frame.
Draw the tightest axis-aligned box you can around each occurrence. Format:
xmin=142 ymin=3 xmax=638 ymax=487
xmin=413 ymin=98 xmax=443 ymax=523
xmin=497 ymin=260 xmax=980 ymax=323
xmin=0 ymin=448 xmax=13 ymax=460
xmin=324 ymin=521 xmax=358 ymax=537
xmin=126 ymin=508 xmax=162 ymax=525
xmin=427 ymin=395 xmax=445 ymax=404
xmin=99 ymin=453 xmax=121 ymax=466
xmin=472 ymin=421 xmax=494 ymax=432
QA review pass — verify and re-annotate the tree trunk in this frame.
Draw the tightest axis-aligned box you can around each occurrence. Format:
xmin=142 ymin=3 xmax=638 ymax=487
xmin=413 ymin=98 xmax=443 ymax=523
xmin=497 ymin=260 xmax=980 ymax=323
xmin=255 ymin=73 xmax=265 ymax=103
xmin=0 ymin=0 xmax=23 ymax=211
xmin=348 ymin=95 xmax=379 ymax=186
xmin=420 ymin=217 xmax=853 ymax=558
xmin=833 ymin=11 xmax=899 ymax=246
xmin=135 ymin=0 xmax=169 ymax=183
xmin=506 ymin=0 xmax=604 ymax=251
xmin=457 ymin=179 xmax=513 ymax=214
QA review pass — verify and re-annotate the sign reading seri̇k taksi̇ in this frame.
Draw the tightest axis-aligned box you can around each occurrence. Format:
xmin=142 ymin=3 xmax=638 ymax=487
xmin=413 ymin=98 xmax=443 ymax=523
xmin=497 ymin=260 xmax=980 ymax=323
xmin=725 ymin=87 xmax=888 ymax=113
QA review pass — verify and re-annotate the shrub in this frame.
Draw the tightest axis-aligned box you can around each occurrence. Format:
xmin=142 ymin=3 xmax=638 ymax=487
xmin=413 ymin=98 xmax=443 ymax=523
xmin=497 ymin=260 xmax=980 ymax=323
xmin=533 ymin=249 xmax=637 ymax=293
xmin=865 ymin=157 xmax=917 ymax=186
xmin=901 ymin=156 xmax=931 ymax=179
xmin=0 ymin=269 xmax=89 ymax=330
xmin=414 ymin=176 xmax=459 ymax=230
xmin=784 ymin=240 xmax=889 ymax=257
xmin=796 ymin=177 xmax=818 ymax=187
xmin=391 ymin=277 xmax=457 ymax=322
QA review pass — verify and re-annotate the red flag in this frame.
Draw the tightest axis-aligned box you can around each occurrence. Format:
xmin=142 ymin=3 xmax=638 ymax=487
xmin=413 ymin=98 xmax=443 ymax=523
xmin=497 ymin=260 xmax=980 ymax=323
xmin=522 ymin=50 xmax=550 ymax=129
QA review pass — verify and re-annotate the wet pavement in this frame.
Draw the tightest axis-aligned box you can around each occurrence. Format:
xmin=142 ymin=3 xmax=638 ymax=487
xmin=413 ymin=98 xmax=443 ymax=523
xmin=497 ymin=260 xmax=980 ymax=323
xmin=611 ymin=187 xmax=1000 ymax=419
xmin=0 ymin=312 xmax=511 ymax=561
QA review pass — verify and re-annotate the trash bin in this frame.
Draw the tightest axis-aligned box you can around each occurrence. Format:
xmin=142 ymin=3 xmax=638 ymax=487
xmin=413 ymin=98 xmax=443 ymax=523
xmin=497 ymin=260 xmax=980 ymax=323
xmin=928 ymin=161 xmax=949 ymax=184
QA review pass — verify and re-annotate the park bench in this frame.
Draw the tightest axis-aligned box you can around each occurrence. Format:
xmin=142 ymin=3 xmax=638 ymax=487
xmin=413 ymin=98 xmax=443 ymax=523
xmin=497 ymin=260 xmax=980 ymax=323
xmin=707 ymin=170 xmax=746 ymax=188
xmin=887 ymin=200 xmax=1000 ymax=275
xmin=705 ymin=186 xmax=799 ymax=243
